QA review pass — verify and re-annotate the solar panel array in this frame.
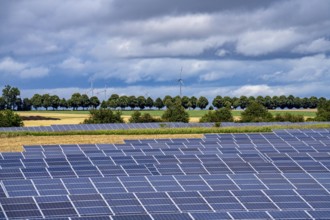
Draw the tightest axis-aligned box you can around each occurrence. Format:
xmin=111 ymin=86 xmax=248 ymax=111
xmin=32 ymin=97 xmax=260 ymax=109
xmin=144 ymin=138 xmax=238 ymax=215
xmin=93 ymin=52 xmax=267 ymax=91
xmin=1 ymin=121 xmax=330 ymax=132
xmin=1 ymin=129 xmax=330 ymax=219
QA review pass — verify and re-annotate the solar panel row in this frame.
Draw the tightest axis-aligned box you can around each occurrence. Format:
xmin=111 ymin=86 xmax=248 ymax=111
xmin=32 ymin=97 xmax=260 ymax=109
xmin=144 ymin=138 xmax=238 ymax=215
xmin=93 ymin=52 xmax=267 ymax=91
xmin=1 ymin=122 xmax=330 ymax=132
xmin=1 ymin=128 xmax=330 ymax=219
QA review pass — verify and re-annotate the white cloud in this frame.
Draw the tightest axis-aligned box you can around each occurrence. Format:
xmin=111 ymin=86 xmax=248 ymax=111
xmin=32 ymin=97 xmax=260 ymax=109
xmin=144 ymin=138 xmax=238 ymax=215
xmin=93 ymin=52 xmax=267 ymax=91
xmin=59 ymin=57 xmax=90 ymax=70
xmin=19 ymin=67 xmax=49 ymax=78
xmin=0 ymin=57 xmax=26 ymax=72
xmin=0 ymin=57 xmax=49 ymax=79
xmin=236 ymin=29 xmax=304 ymax=56
xmin=293 ymin=38 xmax=330 ymax=54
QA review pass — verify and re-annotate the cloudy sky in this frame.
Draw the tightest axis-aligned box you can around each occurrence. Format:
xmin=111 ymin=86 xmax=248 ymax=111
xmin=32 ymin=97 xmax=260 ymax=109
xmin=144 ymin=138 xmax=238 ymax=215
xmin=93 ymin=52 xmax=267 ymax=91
xmin=0 ymin=0 xmax=330 ymax=100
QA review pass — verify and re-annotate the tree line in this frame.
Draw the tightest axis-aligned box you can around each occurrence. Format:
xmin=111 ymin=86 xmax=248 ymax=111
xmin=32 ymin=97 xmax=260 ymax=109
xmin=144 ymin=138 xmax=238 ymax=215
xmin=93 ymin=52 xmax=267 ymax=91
xmin=0 ymin=85 xmax=327 ymax=111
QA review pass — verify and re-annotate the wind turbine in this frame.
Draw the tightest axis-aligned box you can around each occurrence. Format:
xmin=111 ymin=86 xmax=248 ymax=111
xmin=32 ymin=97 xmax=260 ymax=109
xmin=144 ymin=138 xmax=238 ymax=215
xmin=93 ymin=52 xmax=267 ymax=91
xmin=87 ymin=78 xmax=94 ymax=96
xmin=96 ymin=84 xmax=107 ymax=100
xmin=178 ymin=67 xmax=184 ymax=97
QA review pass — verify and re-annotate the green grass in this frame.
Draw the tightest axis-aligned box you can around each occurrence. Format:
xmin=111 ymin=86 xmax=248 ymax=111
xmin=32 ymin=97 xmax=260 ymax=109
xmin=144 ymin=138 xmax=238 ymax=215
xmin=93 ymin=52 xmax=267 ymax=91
xmin=20 ymin=109 xmax=317 ymax=117
xmin=1 ymin=123 xmax=329 ymax=138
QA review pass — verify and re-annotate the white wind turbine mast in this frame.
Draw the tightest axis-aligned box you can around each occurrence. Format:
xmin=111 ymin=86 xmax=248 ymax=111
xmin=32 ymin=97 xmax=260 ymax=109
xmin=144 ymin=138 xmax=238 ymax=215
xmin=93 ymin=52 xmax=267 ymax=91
xmin=178 ymin=67 xmax=184 ymax=97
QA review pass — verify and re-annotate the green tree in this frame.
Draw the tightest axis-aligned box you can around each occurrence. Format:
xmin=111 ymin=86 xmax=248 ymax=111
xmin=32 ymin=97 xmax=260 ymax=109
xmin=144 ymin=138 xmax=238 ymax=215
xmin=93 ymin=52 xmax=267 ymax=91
xmin=163 ymin=95 xmax=173 ymax=107
xmin=0 ymin=110 xmax=24 ymax=127
xmin=293 ymin=97 xmax=301 ymax=109
xmin=50 ymin=95 xmax=60 ymax=110
xmin=2 ymin=85 xmax=20 ymax=110
xmin=190 ymin=96 xmax=197 ymax=109
xmin=315 ymin=100 xmax=330 ymax=121
xmin=90 ymin=96 xmax=100 ymax=109
xmin=154 ymin=98 xmax=164 ymax=110
xmin=161 ymin=99 xmax=189 ymax=122
xmin=212 ymin=96 xmax=224 ymax=109
xmin=309 ymin=96 xmax=318 ymax=109
xmin=22 ymin=98 xmax=32 ymax=111
xmin=137 ymin=96 xmax=146 ymax=110
xmin=197 ymin=96 xmax=208 ymax=110
xmin=60 ymin=98 xmax=68 ymax=110
xmin=286 ymin=95 xmax=295 ymax=109
xmin=84 ymin=109 xmax=124 ymax=124
xmin=129 ymin=111 xmax=161 ymax=123
xmin=264 ymin=96 xmax=274 ymax=109
xmin=31 ymin=94 xmax=43 ymax=110
xmin=118 ymin=96 xmax=128 ymax=110
xmin=80 ymin=94 xmax=90 ymax=110
xmin=200 ymin=107 xmax=233 ymax=122
xmin=272 ymin=96 xmax=279 ymax=109
xmin=278 ymin=95 xmax=287 ymax=109
xmin=42 ymin=94 xmax=51 ymax=110
xmin=181 ymin=96 xmax=190 ymax=109
xmin=128 ymin=96 xmax=138 ymax=110
xmin=100 ymin=100 xmax=108 ymax=109
xmin=108 ymin=94 xmax=120 ymax=109
xmin=241 ymin=102 xmax=273 ymax=122
xmin=239 ymin=96 xmax=248 ymax=109
xmin=69 ymin=93 xmax=82 ymax=110
xmin=301 ymin=97 xmax=310 ymax=109
xmin=145 ymin=97 xmax=154 ymax=109
xmin=0 ymin=97 xmax=5 ymax=110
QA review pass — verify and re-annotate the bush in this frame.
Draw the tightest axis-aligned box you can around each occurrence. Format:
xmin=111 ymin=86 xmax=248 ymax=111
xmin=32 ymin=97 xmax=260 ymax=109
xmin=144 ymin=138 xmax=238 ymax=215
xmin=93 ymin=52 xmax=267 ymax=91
xmin=315 ymin=100 xmax=330 ymax=121
xmin=240 ymin=102 xmax=273 ymax=122
xmin=274 ymin=113 xmax=305 ymax=122
xmin=200 ymin=108 xmax=233 ymax=122
xmin=83 ymin=109 xmax=123 ymax=124
xmin=0 ymin=110 xmax=24 ymax=127
xmin=161 ymin=99 xmax=189 ymax=123
xmin=129 ymin=111 xmax=162 ymax=123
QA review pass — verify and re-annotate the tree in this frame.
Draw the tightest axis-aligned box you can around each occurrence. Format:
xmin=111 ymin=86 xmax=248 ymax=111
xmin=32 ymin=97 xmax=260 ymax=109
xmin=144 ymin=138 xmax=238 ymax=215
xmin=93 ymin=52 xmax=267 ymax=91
xmin=145 ymin=97 xmax=154 ymax=109
xmin=137 ymin=96 xmax=146 ymax=110
xmin=293 ymin=97 xmax=301 ymax=109
xmin=108 ymin=94 xmax=120 ymax=109
xmin=240 ymin=102 xmax=273 ymax=122
xmin=154 ymin=98 xmax=164 ymax=110
xmin=100 ymin=100 xmax=108 ymax=109
xmin=239 ymin=96 xmax=248 ymax=109
xmin=223 ymin=96 xmax=232 ymax=108
xmin=163 ymin=95 xmax=173 ymax=107
xmin=31 ymin=94 xmax=43 ymax=110
xmin=301 ymin=97 xmax=311 ymax=109
xmin=286 ymin=95 xmax=295 ymax=109
xmin=278 ymin=95 xmax=287 ymax=109
xmin=42 ymin=94 xmax=51 ymax=110
xmin=197 ymin=96 xmax=208 ymax=110
xmin=80 ymin=94 xmax=90 ymax=110
xmin=161 ymin=99 xmax=189 ymax=122
xmin=232 ymin=97 xmax=240 ymax=109
xmin=128 ymin=96 xmax=138 ymax=110
xmin=264 ymin=96 xmax=274 ymax=109
xmin=22 ymin=98 xmax=32 ymax=111
xmin=0 ymin=110 xmax=24 ymax=127
xmin=200 ymin=107 xmax=233 ymax=122
xmin=60 ymin=98 xmax=68 ymax=110
xmin=309 ymin=96 xmax=318 ymax=109
xmin=118 ymin=96 xmax=128 ymax=110
xmin=0 ymin=97 xmax=6 ymax=110
xmin=190 ymin=96 xmax=197 ymax=110
xmin=212 ymin=96 xmax=224 ymax=109
xmin=2 ymin=85 xmax=20 ymax=110
xmin=50 ymin=95 xmax=60 ymax=110
xmin=83 ymin=109 xmax=124 ymax=124
xmin=69 ymin=93 xmax=82 ymax=110
xmin=315 ymin=100 xmax=330 ymax=121
xmin=15 ymin=98 xmax=23 ymax=111
xmin=129 ymin=111 xmax=161 ymax=123
xmin=272 ymin=96 xmax=279 ymax=109
xmin=90 ymin=96 xmax=100 ymax=109
xmin=181 ymin=96 xmax=190 ymax=109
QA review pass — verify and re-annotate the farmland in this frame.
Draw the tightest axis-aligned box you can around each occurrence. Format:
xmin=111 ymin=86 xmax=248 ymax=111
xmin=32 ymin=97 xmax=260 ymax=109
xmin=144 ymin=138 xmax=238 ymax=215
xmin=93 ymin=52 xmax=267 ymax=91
xmin=18 ymin=109 xmax=317 ymax=126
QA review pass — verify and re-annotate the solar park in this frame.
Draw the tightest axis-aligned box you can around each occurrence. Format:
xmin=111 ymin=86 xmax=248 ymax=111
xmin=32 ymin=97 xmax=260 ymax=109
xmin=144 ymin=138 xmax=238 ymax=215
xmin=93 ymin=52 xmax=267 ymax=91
xmin=1 ymin=126 xmax=330 ymax=219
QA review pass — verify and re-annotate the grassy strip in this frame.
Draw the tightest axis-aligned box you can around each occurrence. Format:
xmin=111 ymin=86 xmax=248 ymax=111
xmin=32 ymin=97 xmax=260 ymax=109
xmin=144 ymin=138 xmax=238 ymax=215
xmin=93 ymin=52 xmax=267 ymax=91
xmin=1 ymin=123 xmax=330 ymax=138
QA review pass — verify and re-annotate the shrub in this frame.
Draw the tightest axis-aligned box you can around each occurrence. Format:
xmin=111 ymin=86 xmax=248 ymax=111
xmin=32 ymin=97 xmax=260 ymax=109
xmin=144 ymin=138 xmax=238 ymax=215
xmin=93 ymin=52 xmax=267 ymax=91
xmin=161 ymin=99 xmax=189 ymax=123
xmin=315 ymin=100 xmax=330 ymax=121
xmin=0 ymin=110 xmax=24 ymax=127
xmin=200 ymin=108 xmax=233 ymax=122
xmin=129 ymin=111 xmax=162 ymax=123
xmin=83 ymin=109 xmax=123 ymax=124
xmin=240 ymin=102 xmax=273 ymax=122
xmin=274 ymin=113 xmax=304 ymax=122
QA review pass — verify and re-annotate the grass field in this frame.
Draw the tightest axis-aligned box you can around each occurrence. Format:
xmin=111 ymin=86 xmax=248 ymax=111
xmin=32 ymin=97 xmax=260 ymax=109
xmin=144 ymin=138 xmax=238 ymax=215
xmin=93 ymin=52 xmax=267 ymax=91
xmin=18 ymin=109 xmax=317 ymax=126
